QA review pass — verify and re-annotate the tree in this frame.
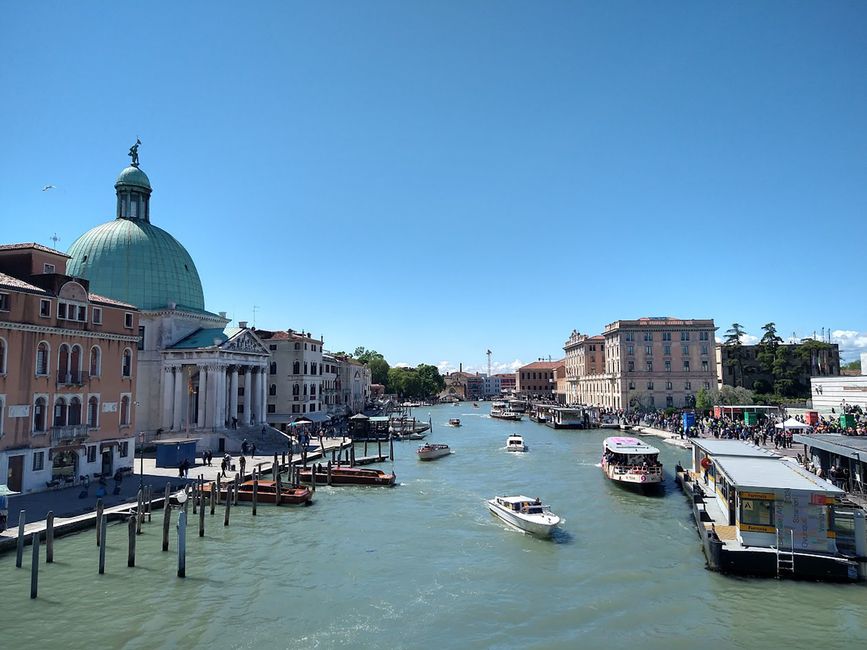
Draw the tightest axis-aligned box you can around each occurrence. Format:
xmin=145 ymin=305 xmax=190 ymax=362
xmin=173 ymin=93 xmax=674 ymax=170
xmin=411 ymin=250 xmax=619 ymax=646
xmin=695 ymin=387 xmax=714 ymax=412
xmin=723 ymin=323 xmax=746 ymax=387
xmin=755 ymin=322 xmax=782 ymax=378
xmin=843 ymin=359 xmax=862 ymax=373
xmin=416 ymin=364 xmax=445 ymax=396
xmin=367 ymin=356 xmax=390 ymax=386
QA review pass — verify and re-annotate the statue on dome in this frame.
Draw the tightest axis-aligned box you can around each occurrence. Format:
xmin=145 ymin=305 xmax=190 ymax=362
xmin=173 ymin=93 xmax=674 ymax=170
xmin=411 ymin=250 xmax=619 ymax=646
xmin=128 ymin=137 xmax=141 ymax=167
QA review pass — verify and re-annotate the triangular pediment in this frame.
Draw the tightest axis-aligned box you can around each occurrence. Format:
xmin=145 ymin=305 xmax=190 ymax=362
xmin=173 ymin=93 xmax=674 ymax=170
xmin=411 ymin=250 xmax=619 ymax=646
xmin=222 ymin=330 xmax=269 ymax=355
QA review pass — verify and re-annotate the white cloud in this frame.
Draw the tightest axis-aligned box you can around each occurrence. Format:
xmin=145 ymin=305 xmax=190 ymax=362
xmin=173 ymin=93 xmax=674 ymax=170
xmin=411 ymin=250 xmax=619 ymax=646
xmin=831 ymin=330 xmax=867 ymax=360
xmin=440 ymin=359 xmax=524 ymax=375
xmin=394 ymin=362 xmax=410 ymax=368
xmin=715 ymin=333 xmax=759 ymax=345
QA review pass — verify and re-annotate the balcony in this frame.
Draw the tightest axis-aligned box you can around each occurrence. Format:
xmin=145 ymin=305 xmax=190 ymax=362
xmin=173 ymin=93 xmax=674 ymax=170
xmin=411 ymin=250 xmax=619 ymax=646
xmin=57 ymin=371 xmax=89 ymax=387
xmin=51 ymin=425 xmax=88 ymax=444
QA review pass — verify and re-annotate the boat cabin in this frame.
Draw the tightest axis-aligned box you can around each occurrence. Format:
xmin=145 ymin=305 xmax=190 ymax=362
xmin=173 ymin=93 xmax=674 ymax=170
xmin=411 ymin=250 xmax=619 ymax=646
xmin=546 ymin=407 xmax=587 ymax=429
xmin=495 ymin=495 xmax=543 ymax=513
xmin=603 ymin=437 xmax=660 ymax=466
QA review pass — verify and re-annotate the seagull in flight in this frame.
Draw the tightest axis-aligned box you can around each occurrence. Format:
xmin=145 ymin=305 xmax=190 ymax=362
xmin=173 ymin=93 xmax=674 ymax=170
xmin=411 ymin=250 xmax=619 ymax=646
xmin=42 ymin=185 xmax=56 ymax=191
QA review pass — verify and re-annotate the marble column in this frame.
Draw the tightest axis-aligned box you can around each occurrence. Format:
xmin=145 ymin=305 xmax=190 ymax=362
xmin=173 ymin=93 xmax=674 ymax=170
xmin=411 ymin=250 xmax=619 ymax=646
xmin=172 ymin=366 xmax=184 ymax=431
xmin=259 ymin=367 xmax=267 ymax=424
xmin=196 ymin=366 xmax=208 ymax=429
xmin=250 ymin=368 xmax=260 ymax=425
xmin=214 ymin=365 xmax=227 ymax=429
xmin=229 ymin=367 xmax=239 ymax=426
xmin=162 ymin=366 xmax=175 ymax=430
xmin=244 ymin=368 xmax=252 ymax=425
xmin=207 ymin=365 xmax=220 ymax=430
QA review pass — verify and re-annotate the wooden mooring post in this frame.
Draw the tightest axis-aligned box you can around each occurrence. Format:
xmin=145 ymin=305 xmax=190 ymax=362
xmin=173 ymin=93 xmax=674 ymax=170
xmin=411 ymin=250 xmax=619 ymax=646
xmin=136 ymin=489 xmax=143 ymax=535
xmin=199 ymin=481 xmax=206 ymax=537
xmin=177 ymin=511 xmax=187 ymax=578
xmin=216 ymin=474 xmax=222 ymax=504
xmin=146 ymin=485 xmax=152 ymax=522
xmin=273 ymin=453 xmax=278 ymax=479
xmin=327 ymin=461 xmax=333 ymax=486
xmin=223 ymin=486 xmax=231 ymax=526
xmin=389 ymin=435 xmax=394 ymax=462
xmin=252 ymin=478 xmax=258 ymax=516
xmin=233 ymin=474 xmax=240 ymax=505
xmin=210 ymin=481 xmax=216 ymax=515
xmin=128 ymin=515 xmax=136 ymax=567
xmin=16 ymin=510 xmax=25 ymax=568
xmin=46 ymin=511 xmax=55 ymax=563
xmin=192 ymin=481 xmax=197 ymax=514
xmin=98 ymin=517 xmax=108 ymax=574
xmin=30 ymin=531 xmax=39 ymax=598
xmin=377 ymin=438 xmax=382 ymax=459
xmin=162 ymin=499 xmax=172 ymax=552
xmin=96 ymin=498 xmax=104 ymax=546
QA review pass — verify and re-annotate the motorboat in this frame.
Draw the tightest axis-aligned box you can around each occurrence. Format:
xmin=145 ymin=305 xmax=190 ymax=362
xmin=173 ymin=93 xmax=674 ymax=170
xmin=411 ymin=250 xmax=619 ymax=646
xmin=601 ymin=436 xmax=663 ymax=489
xmin=448 ymin=418 xmax=461 ymax=427
xmin=491 ymin=403 xmax=522 ymax=421
xmin=417 ymin=443 xmax=451 ymax=461
xmin=486 ymin=495 xmax=561 ymax=538
xmin=297 ymin=464 xmax=397 ymax=486
xmin=506 ymin=434 xmax=527 ymax=452
xmin=202 ymin=480 xmax=313 ymax=506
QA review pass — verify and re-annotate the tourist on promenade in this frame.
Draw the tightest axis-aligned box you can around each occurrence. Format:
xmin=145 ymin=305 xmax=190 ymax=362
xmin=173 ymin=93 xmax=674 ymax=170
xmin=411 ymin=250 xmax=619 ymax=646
xmin=220 ymin=456 xmax=227 ymax=478
xmin=240 ymin=455 xmax=247 ymax=477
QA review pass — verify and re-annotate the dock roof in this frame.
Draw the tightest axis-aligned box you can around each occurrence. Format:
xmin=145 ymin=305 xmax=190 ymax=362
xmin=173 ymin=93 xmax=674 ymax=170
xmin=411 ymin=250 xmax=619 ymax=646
xmin=714 ymin=456 xmax=843 ymax=494
xmin=692 ymin=439 xmax=780 ymax=459
xmin=793 ymin=434 xmax=867 ymax=461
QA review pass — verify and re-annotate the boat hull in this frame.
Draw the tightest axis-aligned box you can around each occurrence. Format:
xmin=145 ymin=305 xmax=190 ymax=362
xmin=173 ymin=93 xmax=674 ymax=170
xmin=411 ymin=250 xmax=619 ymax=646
xmin=298 ymin=467 xmax=396 ymax=486
xmin=202 ymin=481 xmax=313 ymax=505
xmin=486 ymin=500 xmax=560 ymax=538
xmin=417 ymin=447 xmax=451 ymax=461
xmin=601 ymin=462 xmax=663 ymax=488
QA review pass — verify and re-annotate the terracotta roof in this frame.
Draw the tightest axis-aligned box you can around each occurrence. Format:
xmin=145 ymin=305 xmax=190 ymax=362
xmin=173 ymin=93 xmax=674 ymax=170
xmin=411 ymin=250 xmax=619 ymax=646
xmin=89 ymin=293 xmax=138 ymax=309
xmin=520 ymin=360 xmax=565 ymax=370
xmin=254 ymin=328 xmax=320 ymax=342
xmin=0 ymin=271 xmax=46 ymax=294
xmin=0 ymin=242 xmax=70 ymax=258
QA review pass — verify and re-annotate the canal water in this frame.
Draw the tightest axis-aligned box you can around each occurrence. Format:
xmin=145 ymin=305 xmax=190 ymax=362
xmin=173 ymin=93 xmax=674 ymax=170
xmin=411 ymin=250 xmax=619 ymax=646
xmin=2 ymin=404 xmax=865 ymax=649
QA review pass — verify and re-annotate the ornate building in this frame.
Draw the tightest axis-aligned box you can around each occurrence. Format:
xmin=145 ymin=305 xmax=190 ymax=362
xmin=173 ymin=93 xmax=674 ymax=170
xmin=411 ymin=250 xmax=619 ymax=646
xmin=66 ymin=147 xmax=269 ymax=449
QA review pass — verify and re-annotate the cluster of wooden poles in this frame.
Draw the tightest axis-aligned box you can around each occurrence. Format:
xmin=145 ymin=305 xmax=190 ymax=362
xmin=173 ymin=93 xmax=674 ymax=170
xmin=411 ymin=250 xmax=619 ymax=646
xmin=14 ymin=451 xmax=309 ymax=600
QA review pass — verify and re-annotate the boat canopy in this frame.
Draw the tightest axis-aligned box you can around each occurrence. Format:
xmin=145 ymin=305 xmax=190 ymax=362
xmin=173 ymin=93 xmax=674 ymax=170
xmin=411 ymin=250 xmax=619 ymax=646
xmin=603 ymin=436 xmax=659 ymax=455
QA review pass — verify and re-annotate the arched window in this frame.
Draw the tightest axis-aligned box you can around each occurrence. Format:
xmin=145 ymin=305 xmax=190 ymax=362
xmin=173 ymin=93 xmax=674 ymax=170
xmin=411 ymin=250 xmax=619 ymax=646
xmin=69 ymin=396 xmax=82 ymax=426
xmin=293 ymin=361 xmax=300 ymax=374
xmin=36 ymin=341 xmax=50 ymax=375
xmin=0 ymin=337 xmax=6 ymax=374
xmin=304 ymin=362 xmax=308 ymax=375
xmin=54 ymin=397 xmax=67 ymax=427
xmin=58 ymin=343 xmax=70 ymax=377
xmin=269 ymin=361 xmax=277 ymax=375
xmin=87 ymin=396 xmax=99 ymax=428
xmin=34 ymin=396 xmax=47 ymax=432
xmin=70 ymin=345 xmax=82 ymax=381
xmin=269 ymin=384 xmax=277 ymax=396
xmin=292 ymin=384 xmax=299 ymax=396
xmin=120 ymin=395 xmax=130 ymax=425
xmin=310 ymin=384 xmax=316 ymax=396
xmin=303 ymin=384 xmax=308 ymax=395
xmin=89 ymin=346 xmax=101 ymax=377
xmin=122 ymin=348 xmax=132 ymax=377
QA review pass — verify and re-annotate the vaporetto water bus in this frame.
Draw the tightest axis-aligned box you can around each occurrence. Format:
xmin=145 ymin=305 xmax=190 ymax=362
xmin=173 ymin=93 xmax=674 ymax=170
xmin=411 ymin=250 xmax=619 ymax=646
xmin=601 ymin=436 xmax=663 ymax=488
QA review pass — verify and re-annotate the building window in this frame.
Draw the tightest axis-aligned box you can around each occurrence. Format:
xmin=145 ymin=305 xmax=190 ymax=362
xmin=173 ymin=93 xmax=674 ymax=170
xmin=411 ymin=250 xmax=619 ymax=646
xmin=702 ymin=361 xmax=709 ymax=372
xmin=666 ymin=381 xmax=673 ymax=390
xmin=683 ymin=360 xmax=690 ymax=372
xmin=664 ymin=361 xmax=671 ymax=372
xmin=0 ymin=337 xmax=6 ymax=374
xmin=662 ymin=332 xmax=671 ymax=342
xmin=120 ymin=395 xmax=130 ymax=426
xmin=40 ymin=299 xmax=51 ymax=317
xmin=685 ymin=381 xmax=692 ymax=390
xmin=269 ymin=344 xmax=277 ymax=351
xmin=58 ymin=302 xmax=67 ymax=319
xmin=87 ymin=445 xmax=97 ymax=463
xmin=628 ymin=381 xmax=635 ymax=390
xmin=740 ymin=498 xmax=774 ymax=527
xmin=36 ymin=341 xmax=50 ymax=375
xmin=703 ymin=381 xmax=711 ymax=390
xmin=92 ymin=307 xmax=102 ymax=324
xmin=293 ymin=361 xmax=300 ymax=374
xmin=90 ymin=346 xmax=101 ymax=377
xmin=645 ymin=361 xmax=652 ymax=372
xmin=138 ymin=326 xmax=145 ymax=351
xmin=34 ymin=396 xmax=47 ymax=432
xmin=269 ymin=362 xmax=277 ymax=375
xmin=269 ymin=384 xmax=277 ymax=396
xmin=647 ymin=381 xmax=654 ymax=390
xmin=267 ymin=404 xmax=276 ymax=414
xmin=294 ymin=343 xmax=300 ymax=350
xmin=644 ymin=345 xmax=652 ymax=356
xmin=649 ymin=396 xmax=655 ymax=406
xmin=0 ymin=395 xmax=5 ymax=437
xmin=699 ymin=331 xmax=710 ymax=341
xmin=681 ymin=332 xmax=690 ymax=341
xmin=124 ymin=312 xmax=133 ymax=328
xmin=87 ymin=396 xmax=99 ymax=428
xmin=663 ymin=344 xmax=671 ymax=356
xmin=122 ymin=349 xmax=132 ymax=377
xmin=43 ymin=263 xmax=55 ymax=274
xmin=119 ymin=441 xmax=129 ymax=458
xmin=666 ymin=396 xmax=674 ymax=407
xmin=33 ymin=451 xmax=45 ymax=471
xmin=682 ymin=344 xmax=689 ymax=355
xmin=627 ymin=361 xmax=634 ymax=372
xmin=644 ymin=333 xmax=653 ymax=342
xmin=625 ymin=333 xmax=634 ymax=342
xmin=77 ymin=305 xmax=86 ymax=321
xmin=0 ymin=293 xmax=8 ymax=311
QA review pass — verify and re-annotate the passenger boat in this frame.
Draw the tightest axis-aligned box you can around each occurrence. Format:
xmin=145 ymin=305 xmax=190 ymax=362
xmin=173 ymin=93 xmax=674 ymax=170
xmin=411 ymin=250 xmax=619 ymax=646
xmin=486 ymin=495 xmax=561 ymax=537
xmin=490 ymin=403 xmax=522 ymax=421
xmin=448 ymin=418 xmax=461 ymax=427
xmin=202 ymin=480 xmax=313 ymax=505
xmin=601 ymin=436 xmax=663 ymax=489
xmin=417 ymin=443 xmax=451 ymax=461
xmin=506 ymin=434 xmax=528 ymax=452
xmin=545 ymin=407 xmax=586 ymax=429
xmin=297 ymin=465 xmax=397 ymax=486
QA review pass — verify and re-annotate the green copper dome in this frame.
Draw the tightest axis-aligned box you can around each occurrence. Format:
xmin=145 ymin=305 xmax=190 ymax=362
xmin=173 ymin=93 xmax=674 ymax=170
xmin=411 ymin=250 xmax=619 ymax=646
xmin=115 ymin=165 xmax=152 ymax=190
xmin=67 ymin=219 xmax=205 ymax=311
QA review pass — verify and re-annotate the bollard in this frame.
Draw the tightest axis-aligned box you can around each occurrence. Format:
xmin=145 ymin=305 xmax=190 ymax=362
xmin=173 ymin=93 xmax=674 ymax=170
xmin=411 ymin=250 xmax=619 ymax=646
xmin=96 ymin=499 xmax=104 ymax=546
xmin=252 ymin=479 xmax=258 ymax=516
xmin=377 ymin=438 xmax=382 ymax=459
xmin=177 ymin=511 xmax=187 ymax=578
xmin=224 ymin=488 xmax=231 ymax=526
xmin=327 ymin=461 xmax=333 ymax=486
xmin=136 ymin=489 xmax=144 ymax=535
xmin=234 ymin=474 xmax=240 ymax=505
xmin=364 ymin=439 xmax=368 ymax=457
xmin=162 ymin=501 xmax=171 ymax=552
xmin=46 ymin=511 xmax=55 ymax=563
xmin=128 ymin=515 xmax=136 ymax=567
xmin=273 ymin=453 xmax=278 ymax=479
xmin=199 ymin=481 xmax=206 ymax=537
xmin=31 ymin=531 xmax=40 ymax=598
xmin=216 ymin=474 xmax=222 ymax=504
xmin=210 ymin=482 xmax=216 ymax=515
xmin=16 ymin=510 xmax=26 ymax=568
xmin=98 ymin=516 xmax=107 ymax=574
xmin=192 ymin=482 xmax=197 ymax=514
xmin=389 ymin=435 xmax=394 ymax=462
xmin=275 ymin=473 xmax=282 ymax=507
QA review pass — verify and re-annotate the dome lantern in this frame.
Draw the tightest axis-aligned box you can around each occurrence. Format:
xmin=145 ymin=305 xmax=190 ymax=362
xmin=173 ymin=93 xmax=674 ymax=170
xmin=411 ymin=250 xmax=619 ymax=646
xmin=115 ymin=139 xmax=152 ymax=222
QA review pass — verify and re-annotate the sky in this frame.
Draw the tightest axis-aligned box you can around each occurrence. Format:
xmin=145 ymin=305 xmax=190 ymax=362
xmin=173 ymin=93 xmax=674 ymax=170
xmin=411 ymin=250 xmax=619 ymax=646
xmin=1 ymin=1 xmax=865 ymax=374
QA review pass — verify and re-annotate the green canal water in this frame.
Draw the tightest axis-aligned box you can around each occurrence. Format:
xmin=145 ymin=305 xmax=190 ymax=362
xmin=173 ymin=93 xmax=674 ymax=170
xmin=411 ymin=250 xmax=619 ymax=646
xmin=2 ymin=404 xmax=866 ymax=649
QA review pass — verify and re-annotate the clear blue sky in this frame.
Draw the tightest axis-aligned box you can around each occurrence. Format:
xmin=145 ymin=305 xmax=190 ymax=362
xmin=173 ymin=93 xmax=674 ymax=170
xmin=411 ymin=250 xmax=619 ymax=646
xmin=2 ymin=2 xmax=866 ymax=372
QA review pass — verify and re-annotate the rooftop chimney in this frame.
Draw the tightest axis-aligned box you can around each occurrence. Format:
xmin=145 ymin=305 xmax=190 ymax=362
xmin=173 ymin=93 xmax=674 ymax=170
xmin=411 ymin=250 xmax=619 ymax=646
xmin=239 ymin=321 xmax=248 ymax=328
xmin=219 ymin=311 xmax=227 ymax=318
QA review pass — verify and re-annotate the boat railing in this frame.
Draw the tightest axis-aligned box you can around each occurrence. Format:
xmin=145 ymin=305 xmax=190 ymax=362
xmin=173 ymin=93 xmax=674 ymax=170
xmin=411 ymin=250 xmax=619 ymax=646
xmin=610 ymin=463 xmax=663 ymax=476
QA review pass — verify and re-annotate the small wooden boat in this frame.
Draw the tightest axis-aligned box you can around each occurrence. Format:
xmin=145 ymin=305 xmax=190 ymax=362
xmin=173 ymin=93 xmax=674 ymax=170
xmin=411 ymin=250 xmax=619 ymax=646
xmin=417 ymin=443 xmax=451 ymax=461
xmin=448 ymin=418 xmax=461 ymax=427
xmin=202 ymin=480 xmax=313 ymax=505
xmin=487 ymin=495 xmax=561 ymax=538
xmin=297 ymin=465 xmax=397 ymax=486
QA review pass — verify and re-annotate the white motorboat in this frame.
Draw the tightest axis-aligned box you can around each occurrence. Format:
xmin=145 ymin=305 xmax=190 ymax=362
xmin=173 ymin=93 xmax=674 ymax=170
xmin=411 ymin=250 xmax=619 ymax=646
xmin=601 ymin=436 xmax=663 ymax=489
xmin=448 ymin=418 xmax=461 ymax=427
xmin=491 ymin=404 xmax=522 ymax=421
xmin=487 ymin=495 xmax=561 ymax=538
xmin=417 ymin=443 xmax=451 ymax=461
xmin=505 ymin=434 xmax=527 ymax=452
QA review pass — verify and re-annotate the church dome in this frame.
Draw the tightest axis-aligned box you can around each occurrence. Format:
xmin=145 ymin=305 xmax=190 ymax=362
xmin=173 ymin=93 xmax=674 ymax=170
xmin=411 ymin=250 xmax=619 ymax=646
xmin=66 ymin=156 xmax=205 ymax=312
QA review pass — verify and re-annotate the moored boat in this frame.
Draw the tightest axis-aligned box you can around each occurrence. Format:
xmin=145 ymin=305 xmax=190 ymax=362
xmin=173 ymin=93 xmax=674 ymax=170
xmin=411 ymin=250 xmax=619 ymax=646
xmin=601 ymin=436 xmax=663 ymax=489
xmin=448 ymin=418 xmax=461 ymax=427
xmin=486 ymin=495 xmax=561 ymax=537
xmin=417 ymin=443 xmax=451 ymax=461
xmin=491 ymin=404 xmax=522 ymax=421
xmin=297 ymin=465 xmax=397 ymax=486
xmin=506 ymin=434 xmax=527 ymax=452
xmin=202 ymin=480 xmax=313 ymax=505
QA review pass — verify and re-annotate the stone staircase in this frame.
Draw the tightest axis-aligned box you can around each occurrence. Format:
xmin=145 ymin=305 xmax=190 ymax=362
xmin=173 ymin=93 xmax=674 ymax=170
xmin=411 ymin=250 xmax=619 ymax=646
xmin=220 ymin=424 xmax=293 ymax=455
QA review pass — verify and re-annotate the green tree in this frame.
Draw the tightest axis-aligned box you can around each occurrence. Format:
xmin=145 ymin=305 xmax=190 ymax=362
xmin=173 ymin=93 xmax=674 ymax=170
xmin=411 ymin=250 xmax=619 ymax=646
xmin=367 ymin=356 xmax=390 ymax=386
xmin=695 ymin=387 xmax=714 ymax=412
xmin=756 ymin=322 xmax=782 ymax=378
xmin=416 ymin=364 xmax=445 ymax=396
xmin=723 ymin=323 xmax=746 ymax=387
xmin=772 ymin=345 xmax=801 ymax=397
xmin=843 ymin=359 xmax=862 ymax=373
